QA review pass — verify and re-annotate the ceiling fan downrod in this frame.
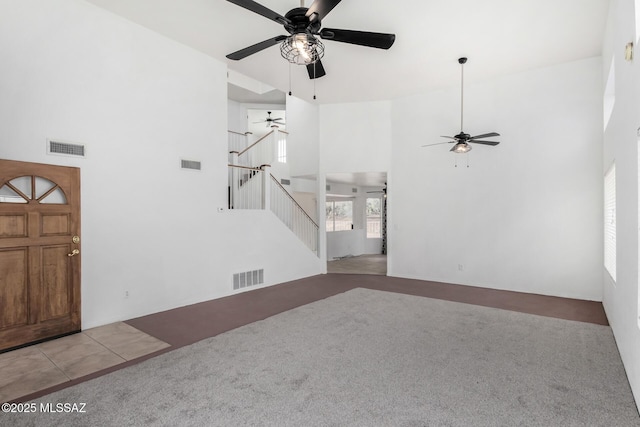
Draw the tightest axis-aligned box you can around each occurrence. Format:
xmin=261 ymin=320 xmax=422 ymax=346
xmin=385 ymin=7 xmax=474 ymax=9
xmin=459 ymin=57 xmax=467 ymax=133
xmin=420 ymin=56 xmax=500 ymax=153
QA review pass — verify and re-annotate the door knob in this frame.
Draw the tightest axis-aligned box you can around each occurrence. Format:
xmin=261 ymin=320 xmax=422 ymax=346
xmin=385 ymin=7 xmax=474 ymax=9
xmin=67 ymin=249 xmax=80 ymax=257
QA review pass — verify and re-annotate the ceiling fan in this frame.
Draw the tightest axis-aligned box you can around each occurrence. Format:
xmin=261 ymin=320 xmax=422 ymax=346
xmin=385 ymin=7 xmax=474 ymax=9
xmin=422 ymin=57 xmax=501 ymax=153
xmin=254 ymin=111 xmax=285 ymax=127
xmin=225 ymin=0 xmax=396 ymax=79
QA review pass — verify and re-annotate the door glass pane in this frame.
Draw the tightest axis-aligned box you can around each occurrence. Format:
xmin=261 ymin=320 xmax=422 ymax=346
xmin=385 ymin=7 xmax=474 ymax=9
xmin=39 ymin=188 xmax=67 ymax=204
xmin=0 ymin=185 xmax=28 ymax=203
xmin=35 ymin=177 xmax=56 ymax=199
xmin=9 ymin=176 xmax=32 ymax=200
xmin=366 ymin=197 xmax=382 ymax=238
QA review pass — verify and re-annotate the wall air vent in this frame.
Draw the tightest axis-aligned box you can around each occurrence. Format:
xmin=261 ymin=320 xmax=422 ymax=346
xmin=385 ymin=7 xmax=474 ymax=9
xmin=352 ymin=188 xmax=358 ymax=193
xmin=233 ymin=269 xmax=264 ymax=290
xmin=280 ymin=179 xmax=291 ymax=185
xmin=181 ymin=159 xmax=201 ymax=170
xmin=47 ymin=140 xmax=85 ymax=157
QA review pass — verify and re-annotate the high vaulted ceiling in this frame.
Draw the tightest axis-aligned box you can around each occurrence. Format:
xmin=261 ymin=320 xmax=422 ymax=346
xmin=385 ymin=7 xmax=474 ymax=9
xmin=85 ymin=0 xmax=610 ymax=104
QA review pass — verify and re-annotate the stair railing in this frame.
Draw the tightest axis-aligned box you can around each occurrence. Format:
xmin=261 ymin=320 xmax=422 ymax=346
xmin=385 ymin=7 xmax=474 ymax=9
xmin=227 ymin=164 xmax=318 ymax=255
xmin=270 ymin=175 xmax=319 ymax=255
xmin=228 ymin=164 xmax=264 ymax=210
xmin=228 ymin=130 xmax=251 ymax=153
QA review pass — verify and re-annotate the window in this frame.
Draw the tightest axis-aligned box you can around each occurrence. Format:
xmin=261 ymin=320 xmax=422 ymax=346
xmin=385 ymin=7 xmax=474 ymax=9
xmin=277 ymin=132 xmax=287 ymax=163
xmin=604 ymin=163 xmax=616 ymax=282
xmin=366 ymin=197 xmax=382 ymax=238
xmin=0 ymin=176 xmax=67 ymax=204
xmin=326 ymin=200 xmax=353 ymax=232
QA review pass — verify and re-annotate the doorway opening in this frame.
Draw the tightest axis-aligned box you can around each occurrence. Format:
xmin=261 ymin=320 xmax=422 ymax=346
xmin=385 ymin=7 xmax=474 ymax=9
xmin=325 ymin=172 xmax=387 ymax=275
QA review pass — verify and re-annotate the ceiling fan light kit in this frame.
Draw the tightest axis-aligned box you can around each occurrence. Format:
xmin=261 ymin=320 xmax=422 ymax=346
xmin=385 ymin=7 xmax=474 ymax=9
xmin=280 ymin=33 xmax=324 ymax=65
xmin=451 ymin=142 xmax=471 ymax=153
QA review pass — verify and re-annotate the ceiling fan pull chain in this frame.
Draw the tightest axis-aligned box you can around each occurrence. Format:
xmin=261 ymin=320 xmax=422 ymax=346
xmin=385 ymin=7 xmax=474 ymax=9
xmin=467 ymin=153 xmax=470 ymax=168
xmin=288 ymin=62 xmax=292 ymax=96
xmin=313 ymin=62 xmax=317 ymax=100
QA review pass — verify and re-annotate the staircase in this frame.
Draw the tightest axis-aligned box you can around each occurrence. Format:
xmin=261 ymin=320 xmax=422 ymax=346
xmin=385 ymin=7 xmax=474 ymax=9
xmin=228 ymin=128 xmax=319 ymax=255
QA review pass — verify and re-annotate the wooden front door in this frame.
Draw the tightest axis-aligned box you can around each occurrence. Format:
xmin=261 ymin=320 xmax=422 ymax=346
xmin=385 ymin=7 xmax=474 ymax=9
xmin=0 ymin=159 xmax=81 ymax=352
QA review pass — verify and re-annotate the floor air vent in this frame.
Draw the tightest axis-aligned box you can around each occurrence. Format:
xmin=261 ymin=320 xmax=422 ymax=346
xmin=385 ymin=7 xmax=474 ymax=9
xmin=181 ymin=159 xmax=201 ymax=170
xmin=48 ymin=140 xmax=85 ymax=157
xmin=233 ymin=269 xmax=264 ymax=290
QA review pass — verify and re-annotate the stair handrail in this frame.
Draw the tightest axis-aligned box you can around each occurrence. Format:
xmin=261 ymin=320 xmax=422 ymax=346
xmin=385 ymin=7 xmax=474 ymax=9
xmin=227 ymin=130 xmax=252 ymax=136
xmin=228 ymin=163 xmax=262 ymax=171
xmin=238 ymin=130 xmax=274 ymax=156
xmin=270 ymin=174 xmax=318 ymax=228
xmin=269 ymin=174 xmax=319 ymax=254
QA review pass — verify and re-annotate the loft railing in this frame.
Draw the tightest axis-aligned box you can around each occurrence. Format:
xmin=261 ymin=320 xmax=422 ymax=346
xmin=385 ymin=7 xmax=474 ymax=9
xmin=236 ymin=127 xmax=288 ymax=168
xmin=270 ymin=175 xmax=318 ymax=254
xmin=228 ymin=130 xmax=251 ymax=154
xmin=227 ymin=164 xmax=318 ymax=256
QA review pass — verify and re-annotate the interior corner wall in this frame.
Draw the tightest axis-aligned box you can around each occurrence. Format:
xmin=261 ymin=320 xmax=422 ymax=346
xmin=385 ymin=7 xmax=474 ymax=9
xmin=227 ymin=99 xmax=247 ymax=133
xmin=601 ymin=0 xmax=640 ymax=408
xmin=389 ymin=57 xmax=604 ymax=302
xmin=286 ymin=96 xmax=320 ymax=177
xmin=0 ymin=0 xmax=322 ymax=330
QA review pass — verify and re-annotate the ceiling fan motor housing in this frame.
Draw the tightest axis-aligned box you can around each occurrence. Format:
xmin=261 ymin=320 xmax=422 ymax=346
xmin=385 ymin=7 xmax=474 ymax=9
xmin=284 ymin=8 xmax=321 ymax=34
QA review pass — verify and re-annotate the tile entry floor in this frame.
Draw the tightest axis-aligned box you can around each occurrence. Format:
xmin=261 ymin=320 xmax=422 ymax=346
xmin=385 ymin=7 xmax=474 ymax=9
xmin=0 ymin=322 xmax=170 ymax=403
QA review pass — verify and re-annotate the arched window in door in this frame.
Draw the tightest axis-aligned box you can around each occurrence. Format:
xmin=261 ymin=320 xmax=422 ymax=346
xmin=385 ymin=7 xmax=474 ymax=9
xmin=0 ymin=175 xmax=68 ymax=204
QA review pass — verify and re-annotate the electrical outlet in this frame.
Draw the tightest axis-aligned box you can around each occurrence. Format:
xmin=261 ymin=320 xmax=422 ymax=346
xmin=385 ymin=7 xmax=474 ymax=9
xmin=458 ymin=264 xmax=464 ymax=271
xmin=125 ymin=290 xmax=129 ymax=298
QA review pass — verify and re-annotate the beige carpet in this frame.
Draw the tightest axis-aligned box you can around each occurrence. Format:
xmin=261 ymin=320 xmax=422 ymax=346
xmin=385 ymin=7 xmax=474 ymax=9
xmin=5 ymin=288 xmax=638 ymax=426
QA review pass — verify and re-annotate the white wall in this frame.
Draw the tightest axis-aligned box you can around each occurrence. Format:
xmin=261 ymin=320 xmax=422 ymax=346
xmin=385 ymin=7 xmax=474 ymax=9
xmin=319 ymin=101 xmax=392 ymax=173
xmin=601 ymin=0 xmax=640 ymax=407
xmin=327 ymin=230 xmax=366 ymax=260
xmin=291 ymin=192 xmax=318 ymax=223
xmin=287 ymin=96 xmax=320 ymax=177
xmin=227 ymin=99 xmax=247 ymax=134
xmin=390 ymin=57 xmax=604 ymax=302
xmin=0 ymin=0 xmax=322 ymax=329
